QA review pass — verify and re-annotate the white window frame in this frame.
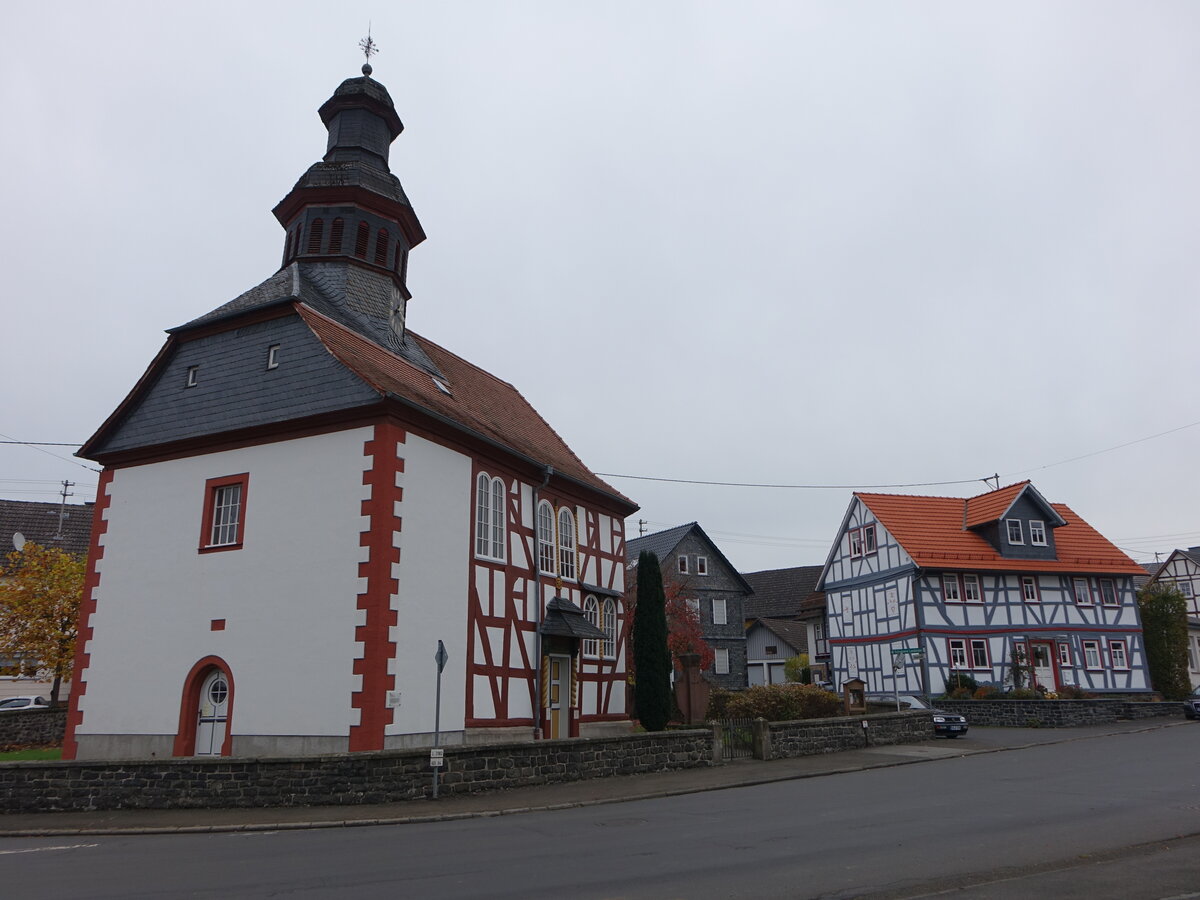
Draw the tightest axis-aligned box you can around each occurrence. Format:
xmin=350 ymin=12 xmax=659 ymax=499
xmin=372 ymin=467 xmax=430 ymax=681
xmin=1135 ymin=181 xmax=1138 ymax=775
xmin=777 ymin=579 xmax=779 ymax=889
xmin=712 ymin=597 xmax=728 ymax=626
xmin=582 ymin=596 xmax=599 ymax=658
xmin=557 ymin=507 xmax=576 ymax=580
xmin=1179 ymin=581 xmax=1194 ymax=599
xmin=678 ymin=556 xmax=689 ymax=575
xmin=970 ymin=638 xmax=989 ymax=669
xmin=1021 ymin=575 xmax=1040 ymax=603
xmin=209 ymin=483 xmax=242 ymax=547
xmin=474 ymin=474 xmax=505 ymax=562
xmin=1058 ymin=642 xmax=1072 ymax=667
xmin=1083 ymin=640 xmax=1102 ymax=669
xmin=714 ymin=648 xmax=730 ymax=675
xmin=863 ymin=524 xmax=877 ymax=555
xmin=849 ymin=528 xmax=864 ymax=559
xmin=536 ymin=500 xmax=555 ymax=574
xmin=1029 ymin=520 xmax=1046 ymax=545
xmin=942 ymin=574 xmax=962 ymax=603
xmin=840 ymin=593 xmax=852 ymax=625
xmin=696 ymin=555 xmax=708 ymax=576
xmin=1006 ymin=519 xmax=1024 ymax=544
xmin=266 ymin=344 xmax=280 ymax=370
xmin=1109 ymin=640 xmax=1128 ymax=670
xmin=186 ymin=365 xmax=199 ymax=388
xmin=962 ymin=574 xmax=981 ymax=603
xmin=1099 ymin=579 xmax=1118 ymax=607
xmin=948 ymin=639 xmax=968 ymax=669
xmin=602 ymin=598 xmax=616 ymax=659
xmin=1073 ymin=577 xmax=1093 ymax=606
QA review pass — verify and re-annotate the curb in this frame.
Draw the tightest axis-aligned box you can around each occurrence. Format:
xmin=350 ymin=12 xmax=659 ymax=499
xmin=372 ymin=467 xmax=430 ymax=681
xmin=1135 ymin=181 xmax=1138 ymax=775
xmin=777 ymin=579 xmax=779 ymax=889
xmin=0 ymin=720 xmax=1184 ymax=838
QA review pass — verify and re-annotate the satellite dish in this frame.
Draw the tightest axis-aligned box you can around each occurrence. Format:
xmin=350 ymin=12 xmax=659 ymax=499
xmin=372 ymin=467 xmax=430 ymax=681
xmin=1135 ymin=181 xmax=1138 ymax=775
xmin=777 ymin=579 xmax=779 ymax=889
xmin=12 ymin=532 xmax=26 ymax=551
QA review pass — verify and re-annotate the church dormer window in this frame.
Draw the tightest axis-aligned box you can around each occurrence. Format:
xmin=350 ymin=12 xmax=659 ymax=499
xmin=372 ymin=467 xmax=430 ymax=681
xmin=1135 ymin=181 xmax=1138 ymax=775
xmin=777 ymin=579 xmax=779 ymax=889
xmin=328 ymin=217 xmax=344 ymax=253
xmin=354 ymin=221 xmax=370 ymax=259
xmin=374 ymin=228 xmax=390 ymax=266
xmin=306 ymin=218 xmax=324 ymax=254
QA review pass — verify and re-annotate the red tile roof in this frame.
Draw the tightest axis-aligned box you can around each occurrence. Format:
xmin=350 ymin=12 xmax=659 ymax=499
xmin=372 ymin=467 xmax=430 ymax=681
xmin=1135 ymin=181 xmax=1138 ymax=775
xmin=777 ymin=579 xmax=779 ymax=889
xmin=963 ymin=480 xmax=1028 ymax=528
xmin=297 ymin=304 xmax=634 ymax=509
xmin=856 ymin=486 xmax=1142 ymax=575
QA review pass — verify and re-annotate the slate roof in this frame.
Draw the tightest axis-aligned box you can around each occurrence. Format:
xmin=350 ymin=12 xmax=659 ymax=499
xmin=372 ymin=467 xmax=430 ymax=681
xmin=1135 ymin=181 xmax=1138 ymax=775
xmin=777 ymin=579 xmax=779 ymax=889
xmin=0 ymin=499 xmax=93 ymax=557
xmin=742 ymin=565 xmax=824 ymax=619
xmin=625 ymin=523 xmax=754 ymax=593
xmin=748 ymin=617 xmax=809 ymax=655
xmin=539 ymin=596 xmax=607 ymax=639
xmin=856 ymin=485 xmax=1143 ymax=575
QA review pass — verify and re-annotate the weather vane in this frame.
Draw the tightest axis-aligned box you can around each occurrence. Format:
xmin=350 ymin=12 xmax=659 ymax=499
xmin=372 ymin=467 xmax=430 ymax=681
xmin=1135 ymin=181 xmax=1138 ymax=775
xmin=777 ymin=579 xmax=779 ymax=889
xmin=359 ymin=26 xmax=379 ymax=76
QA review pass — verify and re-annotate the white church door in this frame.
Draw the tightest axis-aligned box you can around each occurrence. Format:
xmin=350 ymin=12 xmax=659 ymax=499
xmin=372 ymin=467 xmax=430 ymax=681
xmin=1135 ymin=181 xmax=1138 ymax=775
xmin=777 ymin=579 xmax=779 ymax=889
xmin=195 ymin=669 xmax=230 ymax=755
xmin=548 ymin=656 xmax=571 ymax=740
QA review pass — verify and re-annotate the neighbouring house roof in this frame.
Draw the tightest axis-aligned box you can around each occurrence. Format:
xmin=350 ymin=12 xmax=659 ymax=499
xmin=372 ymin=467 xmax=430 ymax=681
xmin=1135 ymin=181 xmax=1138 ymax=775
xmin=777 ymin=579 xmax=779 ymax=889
xmin=0 ymin=499 xmax=93 ymax=559
xmin=748 ymin=617 xmax=809 ymax=655
xmin=855 ymin=484 xmax=1143 ymax=575
xmin=1134 ymin=561 xmax=1165 ymax=591
xmin=742 ymin=565 xmax=824 ymax=619
xmin=625 ymin=522 xmax=754 ymax=593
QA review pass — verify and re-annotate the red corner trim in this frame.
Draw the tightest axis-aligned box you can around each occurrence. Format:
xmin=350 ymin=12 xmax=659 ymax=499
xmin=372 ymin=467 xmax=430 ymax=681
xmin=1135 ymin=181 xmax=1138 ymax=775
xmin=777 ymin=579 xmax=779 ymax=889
xmin=173 ymin=656 xmax=236 ymax=757
xmin=349 ymin=423 xmax=404 ymax=751
xmin=62 ymin=470 xmax=114 ymax=760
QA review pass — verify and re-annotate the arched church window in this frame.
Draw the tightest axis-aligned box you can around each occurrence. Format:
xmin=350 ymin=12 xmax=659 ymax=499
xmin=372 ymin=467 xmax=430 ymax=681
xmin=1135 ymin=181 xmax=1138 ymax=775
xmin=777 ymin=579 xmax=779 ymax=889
xmin=537 ymin=501 xmax=555 ymax=574
xmin=328 ymin=217 xmax=345 ymax=254
xmin=602 ymin=598 xmax=616 ymax=659
xmin=374 ymin=228 xmax=390 ymax=266
xmin=475 ymin=473 xmax=505 ymax=561
xmin=306 ymin=218 xmax=324 ymax=254
xmin=354 ymin=221 xmax=370 ymax=259
xmin=557 ymin=508 xmax=576 ymax=581
xmin=582 ymin=596 xmax=599 ymax=658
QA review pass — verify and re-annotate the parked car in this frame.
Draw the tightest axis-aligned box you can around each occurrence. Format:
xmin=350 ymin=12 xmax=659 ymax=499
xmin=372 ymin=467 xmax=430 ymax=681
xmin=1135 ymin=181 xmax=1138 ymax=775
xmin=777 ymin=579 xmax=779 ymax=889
xmin=899 ymin=695 xmax=969 ymax=738
xmin=1185 ymin=687 xmax=1200 ymax=720
xmin=0 ymin=696 xmax=49 ymax=711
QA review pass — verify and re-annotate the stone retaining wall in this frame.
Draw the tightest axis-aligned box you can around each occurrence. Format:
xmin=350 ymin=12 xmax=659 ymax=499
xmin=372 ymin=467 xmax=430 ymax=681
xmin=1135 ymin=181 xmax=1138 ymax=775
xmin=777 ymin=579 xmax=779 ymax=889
xmin=0 ymin=708 xmax=67 ymax=749
xmin=0 ymin=729 xmax=713 ymax=814
xmin=935 ymin=699 xmax=1184 ymax=727
xmin=765 ymin=710 xmax=932 ymax=759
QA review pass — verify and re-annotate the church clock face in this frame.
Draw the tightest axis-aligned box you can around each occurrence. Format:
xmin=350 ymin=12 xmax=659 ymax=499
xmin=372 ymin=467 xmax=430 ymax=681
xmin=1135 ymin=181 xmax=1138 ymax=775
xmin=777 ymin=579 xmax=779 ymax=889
xmin=389 ymin=283 xmax=406 ymax=338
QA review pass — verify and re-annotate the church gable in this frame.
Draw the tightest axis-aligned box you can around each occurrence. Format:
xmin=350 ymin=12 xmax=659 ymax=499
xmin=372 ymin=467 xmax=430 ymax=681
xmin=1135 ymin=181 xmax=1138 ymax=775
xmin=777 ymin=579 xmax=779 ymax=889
xmin=89 ymin=311 xmax=380 ymax=456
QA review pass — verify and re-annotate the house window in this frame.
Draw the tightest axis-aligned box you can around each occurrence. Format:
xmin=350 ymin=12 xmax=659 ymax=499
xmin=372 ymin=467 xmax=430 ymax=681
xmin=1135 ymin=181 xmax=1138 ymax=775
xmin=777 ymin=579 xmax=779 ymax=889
xmin=840 ymin=593 xmax=852 ymax=625
xmin=1058 ymin=642 xmax=1072 ymax=667
xmin=849 ymin=528 xmax=864 ymax=559
xmin=962 ymin=574 xmax=981 ymax=603
xmin=765 ymin=645 xmax=778 ymax=656
xmin=186 ymin=365 xmax=199 ymax=388
xmin=1099 ymin=579 xmax=1118 ymax=607
xmin=557 ymin=508 xmax=576 ymax=580
xmin=1109 ymin=640 xmax=1128 ymax=670
xmin=696 ymin=556 xmax=708 ymax=576
xmin=1082 ymin=640 xmax=1102 ymax=669
xmin=1179 ymin=581 xmax=1194 ymax=599
xmin=714 ymin=648 xmax=730 ymax=675
xmin=474 ymin=473 xmax=505 ymax=561
xmin=602 ymin=598 xmax=616 ymax=659
xmin=582 ymin=596 xmax=599 ymax=658
xmin=200 ymin=474 xmax=249 ymax=552
xmin=970 ymin=639 xmax=989 ymax=669
xmin=712 ymin=597 xmax=728 ymax=626
xmin=942 ymin=574 xmax=962 ymax=602
xmin=686 ymin=598 xmax=700 ymax=616
xmin=536 ymin=501 xmax=555 ymax=574
xmin=948 ymin=639 xmax=968 ymax=669
xmin=863 ymin=524 xmax=877 ymax=555
xmin=814 ymin=622 xmax=827 ymax=655
xmin=1021 ymin=576 xmax=1040 ymax=603
xmin=1072 ymin=577 xmax=1093 ymax=606
xmin=678 ymin=556 xmax=689 ymax=575
xmin=1030 ymin=520 xmax=1046 ymax=545
xmin=1006 ymin=520 xmax=1024 ymax=544
xmin=266 ymin=344 xmax=280 ymax=370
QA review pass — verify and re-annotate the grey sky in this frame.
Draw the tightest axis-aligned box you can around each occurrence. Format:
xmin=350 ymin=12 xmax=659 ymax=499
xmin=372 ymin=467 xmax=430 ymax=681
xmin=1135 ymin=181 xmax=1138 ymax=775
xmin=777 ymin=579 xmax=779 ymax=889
xmin=2 ymin=2 xmax=1197 ymax=571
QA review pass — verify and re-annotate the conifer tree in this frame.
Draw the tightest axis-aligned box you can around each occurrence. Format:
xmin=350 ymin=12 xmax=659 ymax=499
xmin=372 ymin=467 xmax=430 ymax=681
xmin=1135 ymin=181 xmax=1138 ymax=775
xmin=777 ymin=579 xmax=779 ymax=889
xmin=633 ymin=550 xmax=672 ymax=731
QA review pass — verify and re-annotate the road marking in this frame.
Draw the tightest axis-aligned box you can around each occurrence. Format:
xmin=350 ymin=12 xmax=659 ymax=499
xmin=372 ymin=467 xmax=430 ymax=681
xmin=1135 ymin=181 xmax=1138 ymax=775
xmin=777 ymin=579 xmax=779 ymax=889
xmin=0 ymin=843 xmax=99 ymax=856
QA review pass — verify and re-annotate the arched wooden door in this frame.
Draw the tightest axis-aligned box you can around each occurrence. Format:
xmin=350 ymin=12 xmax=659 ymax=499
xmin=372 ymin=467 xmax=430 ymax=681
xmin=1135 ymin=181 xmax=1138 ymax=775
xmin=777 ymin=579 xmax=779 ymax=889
xmin=195 ymin=668 xmax=230 ymax=756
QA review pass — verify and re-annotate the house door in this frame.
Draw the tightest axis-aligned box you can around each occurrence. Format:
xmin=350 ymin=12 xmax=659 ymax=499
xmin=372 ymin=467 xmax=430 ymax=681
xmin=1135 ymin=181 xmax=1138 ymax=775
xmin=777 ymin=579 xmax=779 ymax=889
xmin=195 ymin=669 xmax=230 ymax=755
xmin=548 ymin=655 xmax=571 ymax=739
xmin=1030 ymin=643 xmax=1057 ymax=691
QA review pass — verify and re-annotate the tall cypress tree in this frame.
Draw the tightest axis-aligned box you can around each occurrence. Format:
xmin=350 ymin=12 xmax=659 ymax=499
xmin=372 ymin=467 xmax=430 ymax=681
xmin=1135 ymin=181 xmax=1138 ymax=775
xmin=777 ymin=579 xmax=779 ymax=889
xmin=634 ymin=550 xmax=672 ymax=731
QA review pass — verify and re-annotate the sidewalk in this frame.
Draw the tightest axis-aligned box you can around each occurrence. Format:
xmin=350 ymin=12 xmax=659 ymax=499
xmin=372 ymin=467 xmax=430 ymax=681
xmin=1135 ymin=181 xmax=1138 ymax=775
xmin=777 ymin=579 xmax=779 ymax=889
xmin=0 ymin=719 xmax=1184 ymax=837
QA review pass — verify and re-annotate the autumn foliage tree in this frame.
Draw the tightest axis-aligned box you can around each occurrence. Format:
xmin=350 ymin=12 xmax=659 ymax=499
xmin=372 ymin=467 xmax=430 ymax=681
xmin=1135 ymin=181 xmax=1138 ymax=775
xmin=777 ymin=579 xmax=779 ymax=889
xmin=0 ymin=543 xmax=86 ymax=707
xmin=624 ymin=567 xmax=714 ymax=676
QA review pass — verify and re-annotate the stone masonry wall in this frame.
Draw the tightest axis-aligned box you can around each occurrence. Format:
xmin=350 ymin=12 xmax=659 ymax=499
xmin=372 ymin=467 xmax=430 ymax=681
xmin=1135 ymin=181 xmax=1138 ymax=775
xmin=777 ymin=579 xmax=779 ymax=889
xmin=0 ymin=729 xmax=713 ymax=814
xmin=935 ymin=699 xmax=1184 ymax=727
xmin=0 ymin=709 xmax=67 ymax=749
xmin=767 ymin=710 xmax=932 ymax=759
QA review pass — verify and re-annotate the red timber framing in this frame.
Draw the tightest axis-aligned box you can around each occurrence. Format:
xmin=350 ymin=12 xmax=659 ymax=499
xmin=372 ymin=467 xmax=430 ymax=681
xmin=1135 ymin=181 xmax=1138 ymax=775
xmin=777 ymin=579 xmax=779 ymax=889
xmin=349 ymin=422 xmax=405 ymax=751
xmin=62 ymin=469 xmax=115 ymax=760
xmin=465 ymin=472 xmax=629 ymax=733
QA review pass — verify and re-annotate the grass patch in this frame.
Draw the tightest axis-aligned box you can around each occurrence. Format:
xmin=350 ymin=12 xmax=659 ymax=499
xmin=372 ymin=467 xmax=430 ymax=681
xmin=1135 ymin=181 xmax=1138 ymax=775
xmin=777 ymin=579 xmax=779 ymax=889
xmin=0 ymin=747 xmax=62 ymax=761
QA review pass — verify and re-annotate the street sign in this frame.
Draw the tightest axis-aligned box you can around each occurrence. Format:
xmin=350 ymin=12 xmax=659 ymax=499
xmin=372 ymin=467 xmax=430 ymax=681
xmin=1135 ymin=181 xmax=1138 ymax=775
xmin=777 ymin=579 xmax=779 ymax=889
xmin=435 ymin=640 xmax=448 ymax=674
xmin=893 ymin=648 xmax=924 ymax=655
xmin=429 ymin=748 xmax=444 ymax=768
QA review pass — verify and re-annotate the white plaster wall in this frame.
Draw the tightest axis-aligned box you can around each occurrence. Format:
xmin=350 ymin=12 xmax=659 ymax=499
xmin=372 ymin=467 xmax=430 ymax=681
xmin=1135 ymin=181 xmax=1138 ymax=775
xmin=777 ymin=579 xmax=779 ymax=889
xmin=78 ymin=428 xmax=373 ymax=739
xmin=387 ymin=433 xmax=470 ymax=736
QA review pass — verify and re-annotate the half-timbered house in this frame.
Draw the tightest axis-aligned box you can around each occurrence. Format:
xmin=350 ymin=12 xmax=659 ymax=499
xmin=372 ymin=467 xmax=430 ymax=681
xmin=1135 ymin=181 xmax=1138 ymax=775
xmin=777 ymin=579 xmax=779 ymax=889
xmin=63 ymin=66 xmax=636 ymax=760
xmin=818 ymin=481 xmax=1151 ymax=697
xmin=1141 ymin=548 xmax=1200 ymax=688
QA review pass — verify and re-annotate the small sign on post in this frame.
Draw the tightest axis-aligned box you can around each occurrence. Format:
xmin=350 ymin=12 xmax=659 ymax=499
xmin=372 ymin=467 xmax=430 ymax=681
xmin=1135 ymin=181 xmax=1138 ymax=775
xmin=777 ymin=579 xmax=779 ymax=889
xmin=429 ymin=748 xmax=444 ymax=768
xmin=432 ymin=639 xmax=447 ymax=799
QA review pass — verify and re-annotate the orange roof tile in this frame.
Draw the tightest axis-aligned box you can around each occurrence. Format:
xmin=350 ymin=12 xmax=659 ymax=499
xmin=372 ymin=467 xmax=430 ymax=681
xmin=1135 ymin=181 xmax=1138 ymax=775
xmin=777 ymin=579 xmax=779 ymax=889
xmin=963 ymin=480 xmax=1028 ymax=528
xmin=856 ymin=488 xmax=1142 ymax=575
xmin=297 ymin=304 xmax=635 ymax=509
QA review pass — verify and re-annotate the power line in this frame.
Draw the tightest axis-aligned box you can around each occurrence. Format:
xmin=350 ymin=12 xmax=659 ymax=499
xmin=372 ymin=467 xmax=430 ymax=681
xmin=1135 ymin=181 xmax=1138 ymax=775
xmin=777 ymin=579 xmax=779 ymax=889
xmin=0 ymin=441 xmax=81 ymax=447
xmin=0 ymin=433 xmax=98 ymax=473
xmin=1002 ymin=418 xmax=1200 ymax=479
xmin=598 ymin=473 xmax=988 ymax=490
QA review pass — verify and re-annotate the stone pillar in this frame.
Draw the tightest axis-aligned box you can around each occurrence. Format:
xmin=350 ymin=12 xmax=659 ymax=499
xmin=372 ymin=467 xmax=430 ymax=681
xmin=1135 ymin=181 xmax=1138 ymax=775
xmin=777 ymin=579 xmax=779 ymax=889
xmin=752 ymin=717 xmax=773 ymax=760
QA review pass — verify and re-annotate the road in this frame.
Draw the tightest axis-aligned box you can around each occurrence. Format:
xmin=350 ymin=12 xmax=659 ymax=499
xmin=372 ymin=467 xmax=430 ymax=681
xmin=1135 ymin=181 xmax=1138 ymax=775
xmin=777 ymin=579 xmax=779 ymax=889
xmin=4 ymin=725 xmax=1199 ymax=899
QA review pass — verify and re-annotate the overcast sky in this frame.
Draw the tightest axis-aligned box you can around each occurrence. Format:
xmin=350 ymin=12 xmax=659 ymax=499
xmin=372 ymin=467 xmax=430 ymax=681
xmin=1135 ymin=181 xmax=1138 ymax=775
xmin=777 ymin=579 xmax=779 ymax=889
xmin=2 ymin=2 xmax=1197 ymax=572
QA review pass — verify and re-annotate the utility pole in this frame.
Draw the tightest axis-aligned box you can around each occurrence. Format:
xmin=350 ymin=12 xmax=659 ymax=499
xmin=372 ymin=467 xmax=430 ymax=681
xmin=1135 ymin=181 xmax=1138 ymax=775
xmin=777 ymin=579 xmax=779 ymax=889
xmin=55 ymin=480 xmax=74 ymax=539
xmin=638 ymin=518 xmax=647 ymax=537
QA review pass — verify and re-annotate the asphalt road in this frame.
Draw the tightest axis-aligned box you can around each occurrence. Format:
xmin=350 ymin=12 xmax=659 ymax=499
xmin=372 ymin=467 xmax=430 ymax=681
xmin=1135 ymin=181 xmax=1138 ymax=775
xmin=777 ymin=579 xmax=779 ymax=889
xmin=5 ymin=725 xmax=1199 ymax=899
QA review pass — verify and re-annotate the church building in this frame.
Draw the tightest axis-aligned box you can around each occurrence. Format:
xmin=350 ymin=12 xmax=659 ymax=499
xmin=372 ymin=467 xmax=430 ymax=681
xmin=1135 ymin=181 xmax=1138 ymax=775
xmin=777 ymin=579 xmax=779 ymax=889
xmin=64 ymin=61 xmax=636 ymax=759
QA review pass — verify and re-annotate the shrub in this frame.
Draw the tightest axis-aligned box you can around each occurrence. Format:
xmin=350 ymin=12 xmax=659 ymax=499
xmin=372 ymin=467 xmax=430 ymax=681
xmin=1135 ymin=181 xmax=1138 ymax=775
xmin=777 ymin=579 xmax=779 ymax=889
xmin=723 ymin=684 xmax=841 ymax=721
xmin=1057 ymin=684 xmax=1092 ymax=700
xmin=705 ymin=688 xmax=737 ymax=720
xmin=1139 ymin=584 xmax=1192 ymax=700
xmin=943 ymin=672 xmax=979 ymax=695
xmin=1009 ymin=688 xmax=1039 ymax=700
xmin=973 ymin=685 xmax=999 ymax=700
xmin=946 ymin=687 xmax=973 ymax=700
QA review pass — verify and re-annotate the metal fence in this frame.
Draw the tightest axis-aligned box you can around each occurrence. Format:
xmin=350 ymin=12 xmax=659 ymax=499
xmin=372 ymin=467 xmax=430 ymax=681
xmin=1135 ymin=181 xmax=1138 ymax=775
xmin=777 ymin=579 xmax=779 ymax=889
xmin=716 ymin=718 xmax=755 ymax=760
